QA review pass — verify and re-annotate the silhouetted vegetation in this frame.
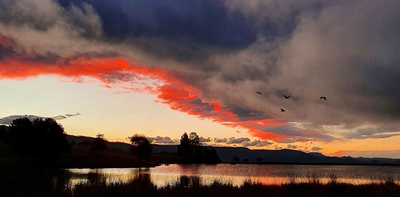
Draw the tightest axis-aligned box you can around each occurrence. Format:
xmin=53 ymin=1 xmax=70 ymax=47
xmin=69 ymin=173 xmax=400 ymax=197
xmin=177 ymin=132 xmax=191 ymax=160
xmin=129 ymin=134 xmax=152 ymax=161
xmin=0 ymin=167 xmax=72 ymax=197
xmin=0 ymin=119 xmax=160 ymax=169
xmin=0 ymin=125 xmax=8 ymax=139
xmin=78 ymin=139 xmax=92 ymax=145
xmin=1 ymin=118 xmax=400 ymax=197
xmin=0 ymin=118 xmax=70 ymax=167
xmin=177 ymin=132 xmax=221 ymax=164
xmin=2 ymin=169 xmax=399 ymax=197
xmin=189 ymin=132 xmax=203 ymax=163
xmin=90 ymin=133 xmax=107 ymax=153
xmin=203 ymin=148 xmax=221 ymax=164
xmin=0 ymin=125 xmax=10 ymax=158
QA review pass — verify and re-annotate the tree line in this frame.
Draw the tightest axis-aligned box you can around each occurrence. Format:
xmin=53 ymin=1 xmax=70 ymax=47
xmin=0 ymin=117 xmax=222 ymax=168
xmin=0 ymin=117 xmax=69 ymax=167
xmin=90 ymin=131 xmax=222 ymax=164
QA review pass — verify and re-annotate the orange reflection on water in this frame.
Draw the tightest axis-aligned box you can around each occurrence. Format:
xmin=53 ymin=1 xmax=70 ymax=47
xmin=65 ymin=164 xmax=400 ymax=189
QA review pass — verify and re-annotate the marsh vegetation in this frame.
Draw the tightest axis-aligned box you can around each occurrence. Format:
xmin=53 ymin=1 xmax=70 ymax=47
xmin=1 ymin=167 xmax=400 ymax=197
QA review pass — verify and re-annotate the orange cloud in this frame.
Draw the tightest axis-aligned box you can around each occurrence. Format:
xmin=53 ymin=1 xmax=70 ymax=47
xmin=332 ymin=150 xmax=347 ymax=157
xmin=0 ymin=47 xmax=290 ymax=142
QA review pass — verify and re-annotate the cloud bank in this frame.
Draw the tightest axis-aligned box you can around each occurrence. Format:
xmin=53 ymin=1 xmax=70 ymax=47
xmin=1 ymin=0 xmax=400 ymax=143
xmin=149 ymin=135 xmax=273 ymax=148
xmin=333 ymin=150 xmax=400 ymax=159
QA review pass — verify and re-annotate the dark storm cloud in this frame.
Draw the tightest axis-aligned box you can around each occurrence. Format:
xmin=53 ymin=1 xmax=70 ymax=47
xmin=208 ymin=0 xmax=400 ymax=142
xmin=260 ymin=125 xmax=337 ymax=143
xmin=1 ymin=0 xmax=400 ymax=142
xmin=58 ymin=0 xmax=257 ymax=47
xmin=230 ymin=107 xmax=271 ymax=121
xmin=0 ymin=0 xmax=101 ymax=38
xmin=344 ymin=127 xmax=400 ymax=140
xmin=0 ymin=44 xmax=15 ymax=60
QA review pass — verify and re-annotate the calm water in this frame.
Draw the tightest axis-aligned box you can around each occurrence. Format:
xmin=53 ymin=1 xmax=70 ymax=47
xmin=67 ymin=164 xmax=400 ymax=187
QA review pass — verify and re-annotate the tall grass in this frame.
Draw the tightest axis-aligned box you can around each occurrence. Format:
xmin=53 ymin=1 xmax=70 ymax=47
xmin=328 ymin=172 xmax=338 ymax=184
xmin=287 ymin=171 xmax=298 ymax=184
xmin=67 ymin=171 xmax=400 ymax=197
xmin=2 ymin=169 xmax=400 ymax=197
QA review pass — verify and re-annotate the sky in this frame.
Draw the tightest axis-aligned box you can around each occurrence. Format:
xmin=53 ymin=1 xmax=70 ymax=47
xmin=1 ymin=0 xmax=400 ymax=158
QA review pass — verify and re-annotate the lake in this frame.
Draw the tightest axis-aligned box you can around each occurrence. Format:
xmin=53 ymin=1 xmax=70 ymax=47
xmin=66 ymin=164 xmax=400 ymax=188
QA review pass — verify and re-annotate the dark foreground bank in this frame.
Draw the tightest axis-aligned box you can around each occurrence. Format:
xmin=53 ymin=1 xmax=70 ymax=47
xmin=1 ymin=167 xmax=399 ymax=197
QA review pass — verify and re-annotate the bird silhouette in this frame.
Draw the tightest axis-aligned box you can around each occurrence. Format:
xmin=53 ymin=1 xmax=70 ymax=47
xmin=284 ymin=95 xmax=290 ymax=99
xmin=256 ymin=92 xmax=262 ymax=95
xmin=320 ymin=96 xmax=326 ymax=100
xmin=280 ymin=108 xmax=285 ymax=112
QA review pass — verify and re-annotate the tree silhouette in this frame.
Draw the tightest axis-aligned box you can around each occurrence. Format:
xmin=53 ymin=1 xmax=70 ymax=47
xmin=177 ymin=132 xmax=191 ymax=159
xmin=90 ymin=133 xmax=107 ymax=153
xmin=129 ymin=134 xmax=152 ymax=161
xmin=189 ymin=132 xmax=203 ymax=163
xmin=0 ymin=125 xmax=10 ymax=157
xmin=9 ymin=118 xmax=35 ymax=158
xmin=178 ymin=132 xmax=204 ymax=163
xmin=0 ymin=125 xmax=8 ymax=141
xmin=189 ymin=132 xmax=200 ymax=147
xmin=9 ymin=118 xmax=69 ymax=165
xmin=203 ymin=148 xmax=221 ymax=164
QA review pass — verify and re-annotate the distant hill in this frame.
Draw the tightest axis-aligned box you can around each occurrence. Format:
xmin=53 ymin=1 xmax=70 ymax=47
xmin=66 ymin=135 xmax=400 ymax=165
xmin=67 ymin=135 xmax=132 ymax=151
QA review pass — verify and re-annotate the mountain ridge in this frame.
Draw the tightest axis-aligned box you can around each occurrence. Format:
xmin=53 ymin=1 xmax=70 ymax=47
xmin=67 ymin=135 xmax=400 ymax=165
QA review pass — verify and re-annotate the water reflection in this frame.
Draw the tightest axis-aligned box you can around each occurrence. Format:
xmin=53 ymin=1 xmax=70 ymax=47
xmin=179 ymin=164 xmax=200 ymax=175
xmin=65 ymin=164 xmax=400 ymax=188
xmin=87 ymin=170 xmax=106 ymax=185
xmin=180 ymin=176 xmax=201 ymax=187
xmin=2 ymin=165 xmax=398 ymax=197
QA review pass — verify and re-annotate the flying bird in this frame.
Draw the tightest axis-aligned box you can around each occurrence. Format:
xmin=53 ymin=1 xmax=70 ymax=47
xmin=280 ymin=108 xmax=285 ymax=112
xmin=256 ymin=92 xmax=262 ymax=95
xmin=284 ymin=95 xmax=290 ymax=99
xmin=320 ymin=96 xmax=327 ymax=100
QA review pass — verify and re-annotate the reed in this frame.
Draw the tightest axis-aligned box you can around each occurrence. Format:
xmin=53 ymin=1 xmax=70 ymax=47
xmin=2 ymin=169 xmax=400 ymax=197
xmin=328 ymin=172 xmax=338 ymax=185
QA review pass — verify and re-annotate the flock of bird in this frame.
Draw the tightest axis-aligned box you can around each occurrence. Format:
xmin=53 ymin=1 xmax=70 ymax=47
xmin=256 ymin=92 xmax=326 ymax=112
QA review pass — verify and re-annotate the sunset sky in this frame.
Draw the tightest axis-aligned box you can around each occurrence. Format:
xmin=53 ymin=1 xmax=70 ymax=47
xmin=1 ymin=0 xmax=400 ymax=158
